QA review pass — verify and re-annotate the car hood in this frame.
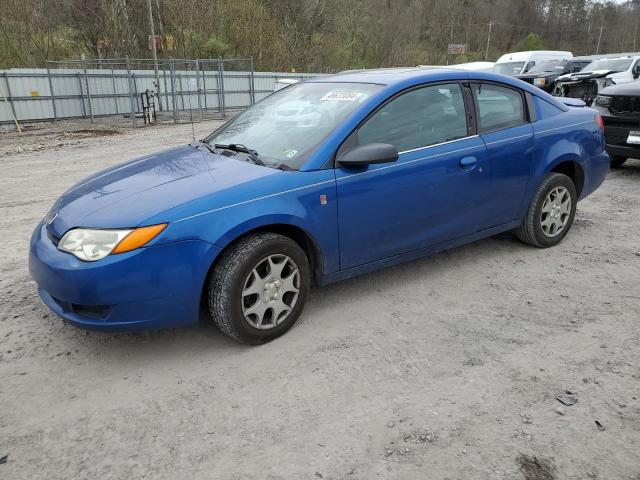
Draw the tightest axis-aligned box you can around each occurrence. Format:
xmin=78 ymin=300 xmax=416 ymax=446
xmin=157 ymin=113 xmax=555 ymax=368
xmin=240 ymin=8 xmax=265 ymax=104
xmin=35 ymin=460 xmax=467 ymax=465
xmin=516 ymin=72 xmax=556 ymax=80
xmin=599 ymin=81 xmax=640 ymax=96
xmin=46 ymin=144 xmax=277 ymax=239
xmin=557 ymin=70 xmax=617 ymax=81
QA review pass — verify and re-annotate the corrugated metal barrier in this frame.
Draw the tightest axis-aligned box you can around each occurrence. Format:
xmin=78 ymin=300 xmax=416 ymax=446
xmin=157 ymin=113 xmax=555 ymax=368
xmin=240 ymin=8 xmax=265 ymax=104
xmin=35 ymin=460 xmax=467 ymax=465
xmin=0 ymin=57 xmax=319 ymax=128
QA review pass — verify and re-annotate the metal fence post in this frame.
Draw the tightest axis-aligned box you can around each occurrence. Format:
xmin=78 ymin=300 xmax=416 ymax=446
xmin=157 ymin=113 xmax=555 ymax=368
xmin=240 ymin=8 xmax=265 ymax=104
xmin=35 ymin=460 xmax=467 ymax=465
xmin=217 ymin=57 xmax=226 ymax=118
xmin=125 ymin=55 xmax=137 ymax=127
xmin=249 ymin=56 xmax=256 ymax=105
xmin=2 ymin=72 xmax=21 ymax=132
xmin=195 ymin=59 xmax=203 ymax=120
xmin=178 ymin=73 xmax=185 ymax=112
xmin=132 ymin=72 xmax=139 ymax=112
xmin=76 ymin=73 xmax=87 ymax=118
xmin=82 ymin=56 xmax=94 ymax=123
xmin=46 ymin=65 xmax=58 ymax=121
xmin=202 ymin=62 xmax=208 ymax=112
xmin=162 ymin=61 xmax=169 ymax=117
xmin=170 ymin=59 xmax=178 ymax=124
xmin=111 ymin=67 xmax=119 ymax=114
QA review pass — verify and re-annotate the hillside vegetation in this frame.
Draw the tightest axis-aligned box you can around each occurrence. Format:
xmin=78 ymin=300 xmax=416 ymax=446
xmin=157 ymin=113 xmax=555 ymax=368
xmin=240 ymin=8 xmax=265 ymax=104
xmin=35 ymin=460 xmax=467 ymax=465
xmin=1 ymin=0 xmax=639 ymax=71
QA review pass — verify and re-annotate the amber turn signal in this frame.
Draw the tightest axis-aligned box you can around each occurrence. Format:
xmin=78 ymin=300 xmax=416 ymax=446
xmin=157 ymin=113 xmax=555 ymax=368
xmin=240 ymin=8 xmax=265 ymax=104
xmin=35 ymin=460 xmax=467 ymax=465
xmin=112 ymin=223 xmax=168 ymax=254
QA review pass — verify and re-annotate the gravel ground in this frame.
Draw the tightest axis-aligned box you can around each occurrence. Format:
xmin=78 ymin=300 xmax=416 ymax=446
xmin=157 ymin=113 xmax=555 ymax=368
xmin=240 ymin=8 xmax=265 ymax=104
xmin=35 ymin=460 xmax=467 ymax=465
xmin=1 ymin=120 xmax=639 ymax=480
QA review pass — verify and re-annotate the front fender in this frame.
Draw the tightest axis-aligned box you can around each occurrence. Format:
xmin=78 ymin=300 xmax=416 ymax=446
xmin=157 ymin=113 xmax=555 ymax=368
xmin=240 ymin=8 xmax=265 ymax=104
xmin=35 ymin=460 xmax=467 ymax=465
xmin=213 ymin=214 xmax=315 ymax=248
xmin=149 ymin=170 xmax=340 ymax=276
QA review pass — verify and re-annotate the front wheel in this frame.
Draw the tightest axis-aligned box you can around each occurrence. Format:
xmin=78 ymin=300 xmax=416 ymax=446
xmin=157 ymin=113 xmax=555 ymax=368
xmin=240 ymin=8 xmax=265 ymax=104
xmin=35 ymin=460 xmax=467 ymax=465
xmin=610 ymin=155 xmax=627 ymax=168
xmin=208 ymin=232 xmax=310 ymax=344
xmin=515 ymin=172 xmax=577 ymax=248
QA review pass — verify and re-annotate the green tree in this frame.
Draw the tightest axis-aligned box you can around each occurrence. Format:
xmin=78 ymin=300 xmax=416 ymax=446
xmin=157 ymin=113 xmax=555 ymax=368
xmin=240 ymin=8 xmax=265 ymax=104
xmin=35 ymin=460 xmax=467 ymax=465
xmin=517 ymin=32 xmax=545 ymax=51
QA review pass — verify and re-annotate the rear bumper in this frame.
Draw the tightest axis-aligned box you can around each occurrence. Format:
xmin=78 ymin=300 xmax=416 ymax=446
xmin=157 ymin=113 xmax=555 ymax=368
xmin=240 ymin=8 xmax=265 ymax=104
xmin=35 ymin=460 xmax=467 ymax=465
xmin=29 ymin=223 xmax=221 ymax=331
xmin=582 ymin=151 xmax=610 ymax=199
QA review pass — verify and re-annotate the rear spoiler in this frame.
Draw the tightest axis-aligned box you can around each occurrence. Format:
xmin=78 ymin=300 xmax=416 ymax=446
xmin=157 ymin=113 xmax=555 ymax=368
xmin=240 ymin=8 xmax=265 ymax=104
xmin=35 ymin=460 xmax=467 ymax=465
xmin=559 ymin=97 xmax=587 ymax=108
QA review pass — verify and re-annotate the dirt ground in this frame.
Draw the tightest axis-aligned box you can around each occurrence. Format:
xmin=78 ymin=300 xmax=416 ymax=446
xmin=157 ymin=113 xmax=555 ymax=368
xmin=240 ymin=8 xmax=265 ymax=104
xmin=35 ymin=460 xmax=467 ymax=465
xmin=0 ymin=119 xmax=639 ymax=480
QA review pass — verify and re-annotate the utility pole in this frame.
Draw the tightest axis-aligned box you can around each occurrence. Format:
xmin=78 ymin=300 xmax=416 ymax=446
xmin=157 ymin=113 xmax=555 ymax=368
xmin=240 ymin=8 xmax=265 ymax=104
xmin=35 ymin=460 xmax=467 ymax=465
xmin=634 ymin=22 xmax=638 ymax=52
xmin=596 ymin=26 xmax=603 ymax=55
xmin=485 ymin=21 xmax=492 ymax=60
xmin=147 ymin=0 xmax=162 ymax=110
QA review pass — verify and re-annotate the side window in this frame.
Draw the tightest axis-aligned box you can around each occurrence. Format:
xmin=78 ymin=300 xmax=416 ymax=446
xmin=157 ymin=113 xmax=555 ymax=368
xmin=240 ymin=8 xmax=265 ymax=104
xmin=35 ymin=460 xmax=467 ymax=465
xmin=352 ymin=83 xmax=468 ymax=153
xmin=472 ymin=83 xmax=526 ymax=133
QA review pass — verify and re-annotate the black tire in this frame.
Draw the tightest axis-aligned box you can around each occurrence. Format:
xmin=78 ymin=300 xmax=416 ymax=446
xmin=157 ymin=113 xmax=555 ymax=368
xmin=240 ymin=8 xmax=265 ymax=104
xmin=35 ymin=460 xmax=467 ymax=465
xmin=515 ymin=172 xmax=577 ymax=248
xmin=208 ymin=232 xmax=310 ymax=344
xmin=610 ymin=155 xmax=627 ymax=168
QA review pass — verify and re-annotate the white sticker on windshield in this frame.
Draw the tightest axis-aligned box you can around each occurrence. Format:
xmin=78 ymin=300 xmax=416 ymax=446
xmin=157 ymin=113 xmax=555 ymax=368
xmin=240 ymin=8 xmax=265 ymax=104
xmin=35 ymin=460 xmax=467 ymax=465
xmin=283 ymin=149 xmax=298 ymax=158
xmin=321 ymin=91 xmax=363 ymax=102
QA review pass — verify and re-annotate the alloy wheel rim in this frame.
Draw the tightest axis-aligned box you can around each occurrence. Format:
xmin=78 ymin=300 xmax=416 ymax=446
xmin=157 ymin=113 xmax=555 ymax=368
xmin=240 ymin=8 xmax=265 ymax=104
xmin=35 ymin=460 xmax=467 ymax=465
xmin=241 ymin=254 xmax=300 ymax=330
xmin=540 ymin=186 xmax=571 ymax=237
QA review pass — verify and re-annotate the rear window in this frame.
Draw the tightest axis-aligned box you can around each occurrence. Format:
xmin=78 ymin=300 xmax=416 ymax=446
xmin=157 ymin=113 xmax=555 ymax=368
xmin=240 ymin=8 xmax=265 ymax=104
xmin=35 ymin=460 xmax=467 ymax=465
xmin=472 ymin=83 xmax=526 ymax=132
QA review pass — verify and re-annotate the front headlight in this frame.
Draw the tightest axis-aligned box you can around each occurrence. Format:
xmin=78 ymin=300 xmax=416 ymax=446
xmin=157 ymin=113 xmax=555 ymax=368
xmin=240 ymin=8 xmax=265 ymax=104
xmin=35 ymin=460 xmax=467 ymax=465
xmin=58 ymin=224 xmax=167 ymax=261
xmin=533 ymin=77 xmax=546 ymax=86
xmin=594 ymin=95 xmax=611 ymax=107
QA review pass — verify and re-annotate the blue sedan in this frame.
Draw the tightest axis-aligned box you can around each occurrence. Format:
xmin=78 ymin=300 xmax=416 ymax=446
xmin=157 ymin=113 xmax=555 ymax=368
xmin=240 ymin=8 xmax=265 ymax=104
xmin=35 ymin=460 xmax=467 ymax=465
xmin=29 ymin=68 xmax=610 ymax=343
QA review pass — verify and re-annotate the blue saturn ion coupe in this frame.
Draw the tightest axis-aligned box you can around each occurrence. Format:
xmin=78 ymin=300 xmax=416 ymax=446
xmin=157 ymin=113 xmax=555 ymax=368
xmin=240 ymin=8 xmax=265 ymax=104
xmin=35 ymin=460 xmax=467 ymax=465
xmin=29 ymin=68 xmax=610 ymax=344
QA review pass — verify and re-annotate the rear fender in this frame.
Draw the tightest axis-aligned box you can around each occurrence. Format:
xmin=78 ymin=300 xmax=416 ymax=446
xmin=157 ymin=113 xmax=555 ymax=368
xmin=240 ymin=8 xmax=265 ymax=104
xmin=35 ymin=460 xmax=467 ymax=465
xmin=518 ymin=143 xmax=586 ymax=219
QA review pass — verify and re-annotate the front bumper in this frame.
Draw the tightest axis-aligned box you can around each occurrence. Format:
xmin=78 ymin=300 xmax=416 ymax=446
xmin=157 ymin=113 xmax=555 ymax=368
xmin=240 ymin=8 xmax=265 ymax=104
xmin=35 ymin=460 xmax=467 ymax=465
xmin=29 ymin=223 xmax=221 ymax=331
xmin=603 ymin=115 xmax=640 ymax=160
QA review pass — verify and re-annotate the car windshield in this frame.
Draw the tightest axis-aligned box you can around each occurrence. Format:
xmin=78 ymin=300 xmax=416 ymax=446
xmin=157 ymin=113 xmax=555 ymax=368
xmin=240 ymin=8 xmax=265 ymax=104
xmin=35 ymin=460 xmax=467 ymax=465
xmin=582 ymin=58 xmax=633 ymax=73
xmin=528 ymin=60 xmax=567 ymax=73
xmin=204 ymin=82 xmax=382 ymax=169
xmin=493 ymin=62 xmax=525 ymax=76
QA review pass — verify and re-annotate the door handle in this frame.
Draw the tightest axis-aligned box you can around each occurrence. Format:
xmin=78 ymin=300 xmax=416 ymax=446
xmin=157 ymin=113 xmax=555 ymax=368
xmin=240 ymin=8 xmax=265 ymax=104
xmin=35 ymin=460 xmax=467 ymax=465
xmin=460 ymin=156 xmax=477 ymax=171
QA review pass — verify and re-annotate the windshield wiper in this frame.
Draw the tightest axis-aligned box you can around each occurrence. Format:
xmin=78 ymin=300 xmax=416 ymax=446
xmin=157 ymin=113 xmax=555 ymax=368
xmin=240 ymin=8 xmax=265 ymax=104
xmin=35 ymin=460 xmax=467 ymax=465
xmin=194 ymin=140 xmax=216 ymax=154
xmin=274 ymin=163 xmax=296 ymax=171
xmin=212 ymin=143 xmax=267 ymax=166
xmin=199 ymin=141 xmax=291 ymax=169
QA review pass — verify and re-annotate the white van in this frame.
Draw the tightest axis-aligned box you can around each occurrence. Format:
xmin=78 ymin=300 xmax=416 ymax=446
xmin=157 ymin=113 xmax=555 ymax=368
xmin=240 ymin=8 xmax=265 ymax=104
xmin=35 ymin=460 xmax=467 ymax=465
xmin=493 ymin=51 xmax=573 ymax=76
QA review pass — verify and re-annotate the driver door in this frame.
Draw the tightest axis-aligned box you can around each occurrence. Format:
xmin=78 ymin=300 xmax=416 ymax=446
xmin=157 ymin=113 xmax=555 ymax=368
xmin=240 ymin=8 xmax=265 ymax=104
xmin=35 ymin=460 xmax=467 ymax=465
xmin=335 ymin=82 xmax=491 ymax=270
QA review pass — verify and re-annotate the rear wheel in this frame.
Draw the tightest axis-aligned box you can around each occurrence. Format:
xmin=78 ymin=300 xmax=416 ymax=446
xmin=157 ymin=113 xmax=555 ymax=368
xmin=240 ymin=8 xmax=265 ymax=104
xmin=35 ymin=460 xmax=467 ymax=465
xmin=610 ymin=155 xmax=627 ymax=168
xmin=515 ymin=172 xmax=577 ymax=248
xmin=208 ymin=232 xmax=310 ymax=344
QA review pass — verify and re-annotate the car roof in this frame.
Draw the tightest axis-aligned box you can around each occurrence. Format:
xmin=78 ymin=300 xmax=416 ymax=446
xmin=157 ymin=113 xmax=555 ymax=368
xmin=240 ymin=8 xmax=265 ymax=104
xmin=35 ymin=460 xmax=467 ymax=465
xmin=308 ymin=67 xmax=545 ymax=92
xmin=496 ymin=51 xmax=573 ymax=62
xmin=311 ymin=67 xmax=462 ymax=85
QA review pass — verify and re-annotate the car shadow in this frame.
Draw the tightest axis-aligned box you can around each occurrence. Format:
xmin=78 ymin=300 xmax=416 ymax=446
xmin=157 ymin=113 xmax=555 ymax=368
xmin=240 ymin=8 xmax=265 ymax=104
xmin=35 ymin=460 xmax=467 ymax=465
xmin=614 ymin=158 xmax=640 ymax=177
xmin=68 ymin=230 xmax=527 ymax=364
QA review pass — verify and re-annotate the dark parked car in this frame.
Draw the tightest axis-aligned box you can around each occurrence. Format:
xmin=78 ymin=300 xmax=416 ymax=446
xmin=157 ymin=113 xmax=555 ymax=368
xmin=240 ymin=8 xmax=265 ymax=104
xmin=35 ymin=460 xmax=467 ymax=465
xmin=516 ymin=59 xmax=591 ymax=93
xmin=592 ymin=81 xmax=640 ymax=167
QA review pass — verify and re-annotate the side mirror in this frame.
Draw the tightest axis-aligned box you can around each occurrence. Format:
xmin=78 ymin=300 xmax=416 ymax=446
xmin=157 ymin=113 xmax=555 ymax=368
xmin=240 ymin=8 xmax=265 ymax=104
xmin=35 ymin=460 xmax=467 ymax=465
xmin=337 ymin=143 xmax=399 ymax=167
xmin=633 ymin=65 xmax=640 ymax=79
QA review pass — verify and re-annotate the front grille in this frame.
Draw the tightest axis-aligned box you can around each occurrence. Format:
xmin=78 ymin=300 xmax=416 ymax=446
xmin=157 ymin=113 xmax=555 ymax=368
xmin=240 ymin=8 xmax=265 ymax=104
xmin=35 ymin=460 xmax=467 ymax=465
xmin=72 ymin=304 xmax=110 ymax=319
xmin=610 ymin=96 xmax=640 ymax=115
xmin=564 ymin=81 xmax=599 ymax=102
